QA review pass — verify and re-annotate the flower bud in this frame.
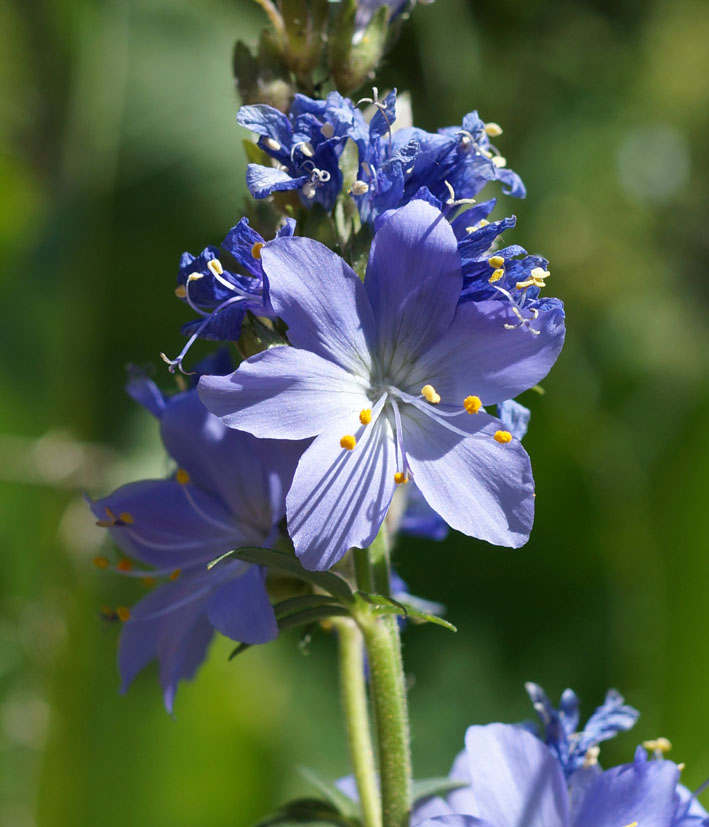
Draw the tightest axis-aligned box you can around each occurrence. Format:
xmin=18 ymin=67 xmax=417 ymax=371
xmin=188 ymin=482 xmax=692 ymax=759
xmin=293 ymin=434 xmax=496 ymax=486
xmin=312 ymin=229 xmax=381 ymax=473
xmin=328 ymin=0 xmax=389 ymax=95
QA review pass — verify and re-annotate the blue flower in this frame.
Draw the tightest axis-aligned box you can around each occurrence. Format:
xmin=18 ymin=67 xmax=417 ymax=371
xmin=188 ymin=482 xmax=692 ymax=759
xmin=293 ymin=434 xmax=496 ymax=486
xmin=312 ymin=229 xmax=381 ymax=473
xmin=524 ymin=682 xmax=640 ymax=777
xmin=238 ymin=92 xmax=359 ymax=210
xmin=87 ymin=384 xmax=303 ymax=711
xmin=199 ymin=200 xmax=565 ymax=570
xmin=163 ymin=217 xmax=295 ymax=374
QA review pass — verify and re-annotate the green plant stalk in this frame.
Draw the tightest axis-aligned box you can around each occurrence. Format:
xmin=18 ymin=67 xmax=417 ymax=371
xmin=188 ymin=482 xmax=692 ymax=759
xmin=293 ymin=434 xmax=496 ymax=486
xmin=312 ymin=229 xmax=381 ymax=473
xmin=357 ymin=527 xmax=412 ymax=827
xmin=334 ymin=618 xmax=382 ymax=827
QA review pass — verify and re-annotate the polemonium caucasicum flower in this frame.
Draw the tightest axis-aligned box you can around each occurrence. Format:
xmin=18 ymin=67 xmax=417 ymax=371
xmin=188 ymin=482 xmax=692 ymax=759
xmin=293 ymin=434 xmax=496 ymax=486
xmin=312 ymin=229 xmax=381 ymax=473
xmin=162 ymin=217 xmax=295 ymax=374
xmin=524 ymin=682 xmax=640 ymax=778
xmin=88 ymin=384 xmax=302 ymax=710
xmin=199 ymin=200 xmax=565 ymax=570
xmin=239 ymin=92 xmax=358 ymax=210
xmin=424 ymin=723 xmax=683 ymax=827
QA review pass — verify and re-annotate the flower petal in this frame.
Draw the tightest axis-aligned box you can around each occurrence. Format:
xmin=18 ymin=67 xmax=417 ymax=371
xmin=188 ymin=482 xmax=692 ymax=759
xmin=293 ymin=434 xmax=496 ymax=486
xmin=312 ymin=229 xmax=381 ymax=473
xmin=207 ymin=566 xmax=278 ymax=644
xmin=573 ymin=758 xmax=678 ymax=827
xmin=261 ymin=236 xmax=376 ymax=373
xmin=463 ymin=724 xmax=569 ymax=827
xmin=245 ymin=164 xmax=306 ymax=199
xmin=365 ymin=200 xmax=462 ymax=368
xmin=287 ymin=414 xmax=397 ymax=570
xmin=199 ymin=346 xmax=370 ymax=440
xmin=404 ymin=408 xmax=534 ymax=548
xmin=409 ymin=299 xmax=565 ymax=406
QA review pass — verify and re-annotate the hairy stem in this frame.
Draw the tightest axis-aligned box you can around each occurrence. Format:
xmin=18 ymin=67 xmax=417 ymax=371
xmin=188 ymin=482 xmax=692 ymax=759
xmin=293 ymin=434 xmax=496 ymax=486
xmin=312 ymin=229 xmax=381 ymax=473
xmin=335 ymin=618 xmax=382 ymax=827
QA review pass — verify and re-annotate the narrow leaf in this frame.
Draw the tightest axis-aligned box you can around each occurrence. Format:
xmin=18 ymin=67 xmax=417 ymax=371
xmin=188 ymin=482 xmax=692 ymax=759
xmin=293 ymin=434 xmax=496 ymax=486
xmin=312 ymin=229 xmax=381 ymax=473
xmin=411 ymin=777 xmax=468 ymax=805
xmin=298 ymin=767 xmax=360 ymax=820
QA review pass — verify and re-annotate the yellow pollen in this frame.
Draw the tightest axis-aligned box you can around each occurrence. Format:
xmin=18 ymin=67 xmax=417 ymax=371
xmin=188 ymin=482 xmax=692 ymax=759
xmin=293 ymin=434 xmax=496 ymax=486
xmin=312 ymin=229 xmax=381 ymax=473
xmin=340 ymin=435 xmax=357 ymax=451
xmin=119 ymin=512 xmax=134 ymax=525
xmin=478 ymin=219 xmax=490 ymax=228
xmin=169 ymin=569 xmax=182 ymax=581
xmin=116 ymin=606 xmax=131 ymax=622
xmin=516 ymin=267 xmax=550 ymax=291
xmin=463 ymin=395 xmax=482 ymax=414
xmin=264 ymin=137 xmax=281 ymax=152
xmin=494 ymin=430 xmax=512 ymax=444
xmin=359 ymin=408 xmax=372 ymax=425
xmin=492 ymin=155 xmax=507 ymax=168
xmin=207 ymin=258 xmax=224 ymax=276
xmin=489 ymin=268 xmax=505 ymax=284
xmin=187 ymin=272 xmax=204 ymax=283
xmin=96 ymin=505 xmax=117 ymax=526
xmin=105 ymin=506 xmax=117 ymax=520
xmin=175 ymin=285 xmax=187 ymax=298
xmin=484 ymin=122 xmax=503 ymax=137
xmin=141 ymin=576 xmax=157 ymax=588
xmin=421 ymin=384 xmax=441 ymax=404
xmin=622 ymin=822 xmax=638 ymax=827
xmin=488 ymin=255 xmax=505 ymax=268
xmin=643 ymin=737 xmax=672 ymax=754
xmin=92 ymin=555 xmax=110 ymax=569
xmin=251 ymin=242 xmax=265 ymax=259
xmin=394 ymin=472 xmax=409 ymax=485
xmin=176 ymin=468 xmax=190 ymax=485
xmin=678 ymin=762 xmax=686 ymax=771
xmin=117 ymin=558 xmax=134 ymax=572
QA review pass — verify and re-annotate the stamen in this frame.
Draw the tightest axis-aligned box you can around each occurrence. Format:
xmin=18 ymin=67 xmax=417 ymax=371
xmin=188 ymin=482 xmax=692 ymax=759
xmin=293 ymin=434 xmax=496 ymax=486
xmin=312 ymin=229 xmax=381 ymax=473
xmin=359 ymin=408 xmax=372 ymax=425
xmin=492 ymin=155 xmax=507 ymax=168
xmin=251 ymin=242 xmax=264 ymax=259
xmin=444 ymin=179 xmax=476 ymax=208
xmin=320 ymin=122 xmax=335 ymax=138
xmin=302 ymin=181 xmax=317 ymax=199
xmin=421 ymin=384 xmax=441 ymax=404
xmin=340 ymin=435 xmax=357 ymax=451
xmin=489 ymin=268 xmax=505 ymax=284
xmin=263 ymin=137 xmax=281 ymax=152
xmin=484 ymin=122 xmax=503 ymax=137
xmin=622 ymin=822 xmax=638 ymax=827
xmin=351 ymin=180 xmax=369 ymax=196
xmin=516 ymin=266 xmax=550 ymax=291
xmin=117 ymin=558 xmax=134 ymax=572
xmin=494 ymin=430 xmax=512 ymax=444
xmin=207 ymin=259 xmax=224 ymax=277
xmin=119 ymin=512 xmax=134 ymax=525
xmin=643 ymin=737 xmax=672 ymax=754
xmin=93 ymin=555 xmax=110 ymax=569
xmin=169 ymin=569 xmax=181 ymax=581
xmin=175 ymin=285 xmax=187 ymax=298
xmin=463 ymin=395 xmax=482 ymax=414
xmin=176 ymin=468 xmax=190 ymax=485
xmin=95 ymin=505 xmax=117 ymax=527
xmin=583 ymin=746 xmax=600 ymax=768
xmin=488 ymin=255 xmax=505 ymax=268
xmin=116 ymin=606 xmax=131 ymax=622
xmin=394 ymin=472 xmax=408 ymax=485
xmin=390 ymin=399 xmax=412 ymax=480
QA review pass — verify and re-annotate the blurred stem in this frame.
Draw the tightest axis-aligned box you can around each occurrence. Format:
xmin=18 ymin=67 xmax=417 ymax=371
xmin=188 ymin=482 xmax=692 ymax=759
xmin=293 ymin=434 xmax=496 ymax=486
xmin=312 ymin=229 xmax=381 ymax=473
xmin=354 ymin=546 xmax=375 ymax=593
xmin=334 ymin=618 xmax=382 ymax=827
xmin=357 ymin=528 xmax=412 ymax=827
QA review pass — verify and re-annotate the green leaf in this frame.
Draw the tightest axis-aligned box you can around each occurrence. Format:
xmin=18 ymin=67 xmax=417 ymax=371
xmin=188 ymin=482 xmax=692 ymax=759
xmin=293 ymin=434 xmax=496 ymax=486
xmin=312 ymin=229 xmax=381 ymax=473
xmin=298 ymin=767 xmax=360 ymax=820
xmin=356 ymin=592 xmax=457 ymax=632
xmin=273 ymin=594 xmax=343 ymax=619
xmin=401 ymin=603 xmax=457 ymax=632
xmin=411 ymin=777 xmax=468 ymax=805
xmin=242 ymin=138 xmax=273 ymax=167
xmin=252 ymin=796 xmax=358 ymax=826
xmin=212 ymin=546 xmax=355 ymax=604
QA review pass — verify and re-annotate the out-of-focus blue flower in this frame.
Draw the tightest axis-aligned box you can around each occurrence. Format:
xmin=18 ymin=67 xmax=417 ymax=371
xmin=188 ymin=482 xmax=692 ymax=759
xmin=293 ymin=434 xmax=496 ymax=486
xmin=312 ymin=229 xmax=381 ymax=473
xmin=524 ymin=682 xmax=640 ymax=778
xmin=162 ymin=217 xmax=295 ymax=375
xmin=88 ymin=384 xmax=302 ymax=711
xmin=239 ymin=92 xmax=359 ymax=210
xmin=352 ymin=99 xmax=525 ymax=222
xmin=200 ymin=200 xmax=565 ymax=570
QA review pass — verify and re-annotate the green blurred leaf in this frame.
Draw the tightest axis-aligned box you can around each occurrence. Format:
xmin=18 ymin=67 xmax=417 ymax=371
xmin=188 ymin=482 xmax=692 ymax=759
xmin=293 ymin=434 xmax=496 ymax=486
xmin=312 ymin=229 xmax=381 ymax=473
xmin=252 ymin=796 xmax=358 ymax=826
xmin=274 ymin=595 xmax=344 ymax=619
xmin=411 ymin=777 xmax=468 ymax=804
xmin=298 ymin=767 xmax=360 ymax=820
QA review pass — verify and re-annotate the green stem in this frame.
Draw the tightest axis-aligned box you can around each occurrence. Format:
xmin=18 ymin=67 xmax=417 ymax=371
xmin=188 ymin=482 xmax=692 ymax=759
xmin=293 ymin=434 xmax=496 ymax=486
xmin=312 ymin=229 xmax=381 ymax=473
xmin=356 ymin=527 xmax=411 ymax=827
xmin=334 ymin=618 xmax=382 ymax=827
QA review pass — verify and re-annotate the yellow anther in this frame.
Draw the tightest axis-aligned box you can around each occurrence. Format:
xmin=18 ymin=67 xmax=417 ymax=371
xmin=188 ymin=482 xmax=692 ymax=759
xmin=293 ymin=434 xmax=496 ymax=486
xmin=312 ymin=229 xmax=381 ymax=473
xmin=643 ymin=737 xmax=672 ymax=754
xmin=622 ymin=822 xmax=638 ymax=827
xmin=116 ymin=606 xmax=131 ymax=622
xmin=174 ymin=285 xmax=187 ymax=298
xmin=478 ymin=219 xmax=490 ymax=228
xmin=141 ymin=576 xmax=157 ymax=588
xmin=678 ymin=763 xmax=686 ymax=772
xmin=394 ymin=472 xmax=409 ymax=485
xmin=463 ymin=395 xmax=482 ymax=414
xmin=488 ymin=255 xmax=505 ymax=268
xmin=264 ymin=137 xmax=282 ymax=152
xmin=421 ymin=384 xmax=441 ymax=404
xmin=492 ymin=155 xmax=507 ymax=168
xmin=105 ymin=506 xmax=116 ymax=520
xmin=117 ymin=558 xmax=134 ymax=572
xmin=251 ymin=242 xmax=265 ymax=259
xmin=207 ymin=258 xmax=224 ymax=277
xmin=516 ymin=267 xmax=550 ymax=291
xmin=494 ymin=430 xmax=512 ymax=444
xmin=169 ymin=569 xmax=181 ymax=581
xmin=484 ymin=122 xmax=503 ymax=137
xmin=351 ymin=180 xmax=370 ymax=195
xmin=489 ymin=268 xmax=505 ymax=284
xmin=96 ymin=506 xmax=117 ymax=527
xmin=92 ymin=555 xmax=110 ymax=569
xmin=340 ymin=435 xmax=357 ymax=451
xmin=176 ymin=468 xmax=190 ymax=485
xmin=119 ymin=512 xmax=134 ymax=525
xmin=583 ymin=746 xmax=600 ymax=768
xmin=187 ymin=272 xmax=204 ymax=283
xmin=359 ymin=408 xmax=372 ymax=425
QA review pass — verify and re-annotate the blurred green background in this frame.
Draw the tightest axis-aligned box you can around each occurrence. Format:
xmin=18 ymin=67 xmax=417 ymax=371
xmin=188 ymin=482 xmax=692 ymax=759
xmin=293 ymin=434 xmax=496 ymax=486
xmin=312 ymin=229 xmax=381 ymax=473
xmin=1 ymin=0 xmax=708 ymax=824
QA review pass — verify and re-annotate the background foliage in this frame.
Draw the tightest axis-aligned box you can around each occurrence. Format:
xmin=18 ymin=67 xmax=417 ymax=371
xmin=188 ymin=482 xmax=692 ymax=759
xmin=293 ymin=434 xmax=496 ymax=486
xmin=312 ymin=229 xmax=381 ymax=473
xmin=1 ymin=0 xmax=708 ymax=824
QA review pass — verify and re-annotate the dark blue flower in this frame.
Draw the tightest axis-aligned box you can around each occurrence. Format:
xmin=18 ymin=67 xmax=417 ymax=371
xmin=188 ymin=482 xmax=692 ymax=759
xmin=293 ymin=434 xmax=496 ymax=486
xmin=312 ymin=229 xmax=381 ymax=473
xmin=238 ymin=92 xmax=359 ymax=210
xmin=524 ymin=682 xmax=640 ymax=778
xmin=88 ymin=385 xmax=303 ymax=711
xmin=162 ymin=217 xmax=295 ymax=374
xmin=200 ymin=200 xmax=565 ymax=570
